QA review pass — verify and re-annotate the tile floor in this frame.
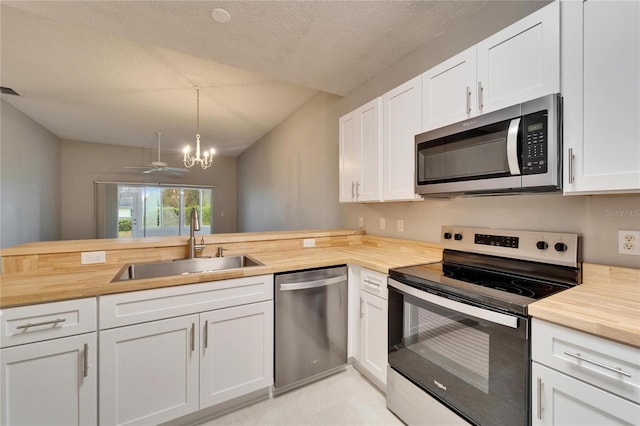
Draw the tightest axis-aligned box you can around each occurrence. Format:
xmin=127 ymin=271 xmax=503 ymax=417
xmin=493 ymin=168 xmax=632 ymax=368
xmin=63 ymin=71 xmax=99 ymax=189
xmin=200 ymin=366 xmax=404 ymax=426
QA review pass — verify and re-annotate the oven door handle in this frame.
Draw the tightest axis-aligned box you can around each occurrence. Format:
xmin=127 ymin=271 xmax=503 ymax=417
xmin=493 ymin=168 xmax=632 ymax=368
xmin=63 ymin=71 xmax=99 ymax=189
xmin=506 ymin=117 xmax=521 ymax=176
xmin=389 ymin=279 xmax=518 ymax=329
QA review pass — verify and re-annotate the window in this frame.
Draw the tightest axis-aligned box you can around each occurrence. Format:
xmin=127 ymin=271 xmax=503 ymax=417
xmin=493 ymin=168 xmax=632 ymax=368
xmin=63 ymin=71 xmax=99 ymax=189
xmin=96 ymin=183 xmax=214 ymax=238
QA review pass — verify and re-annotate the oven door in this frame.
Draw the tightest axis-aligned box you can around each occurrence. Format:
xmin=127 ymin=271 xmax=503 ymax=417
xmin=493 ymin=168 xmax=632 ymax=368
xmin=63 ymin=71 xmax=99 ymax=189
xmin=388 ymin=279 xmax=530 ymax=426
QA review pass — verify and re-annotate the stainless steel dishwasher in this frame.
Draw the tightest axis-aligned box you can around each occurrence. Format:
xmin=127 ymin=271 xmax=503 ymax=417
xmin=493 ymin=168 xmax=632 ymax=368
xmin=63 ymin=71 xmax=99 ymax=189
xmin=274 ymin=265 xmax=348 ymax=392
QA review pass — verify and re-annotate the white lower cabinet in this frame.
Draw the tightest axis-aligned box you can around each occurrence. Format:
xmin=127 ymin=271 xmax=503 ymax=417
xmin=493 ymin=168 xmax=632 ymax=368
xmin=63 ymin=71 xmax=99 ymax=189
xmin=99 ymin=274 xmax=274 ymax=426
xmin=532 ymin=362 xmax=639 ymax=426
xmin=360 ymin=291 xmax=388 ymax=387
xmin=357 ymin=267 xmax=389 ymax=389
xmin=531 ymin=319 xmax=640 ymax=425
xmin=1 ymin=333 xmax=97 ymax=426
xmin=99 ymin=315 xmax=200 ymax=425
xmin=200 ymin=301 xmax=274 ymax=408
xmin=0 ymin=297 xmax=98 ymax=426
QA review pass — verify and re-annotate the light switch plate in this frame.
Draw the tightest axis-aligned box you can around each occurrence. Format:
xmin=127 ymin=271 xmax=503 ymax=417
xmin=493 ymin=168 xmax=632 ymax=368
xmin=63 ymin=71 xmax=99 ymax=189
xmin=358 ymin=216 xmax=364 ymax=228
xmin=303 ymin=238 xmax=316 ymax=248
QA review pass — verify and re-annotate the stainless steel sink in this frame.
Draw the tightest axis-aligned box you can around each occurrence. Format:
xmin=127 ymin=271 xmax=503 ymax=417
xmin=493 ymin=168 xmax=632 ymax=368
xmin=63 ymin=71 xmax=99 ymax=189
xmin=112 ymin=255 xmax=264 ymax=282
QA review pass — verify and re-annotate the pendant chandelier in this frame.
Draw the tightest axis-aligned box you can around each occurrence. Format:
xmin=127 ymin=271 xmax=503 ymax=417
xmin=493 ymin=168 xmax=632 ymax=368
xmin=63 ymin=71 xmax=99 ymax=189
xmin=183 ymin=88 xmax=215 ymax=169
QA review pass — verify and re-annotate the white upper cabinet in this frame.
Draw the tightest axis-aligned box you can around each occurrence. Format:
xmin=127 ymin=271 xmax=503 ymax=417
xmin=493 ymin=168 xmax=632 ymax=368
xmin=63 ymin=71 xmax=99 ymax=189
xmin=562 ymin=0 xmax=640 ymax=194
xmin=383 ymin=76 xmax=422 ymax=201
xmin=476 ymin=1 xmax=560 ymax=114
xmin=421 ymin=2 xmax=559 ymax=133
xmin=422 ymin=46 xmax=477 ymax=131
xmin=339 ymin=98 xmax=382 ymax=202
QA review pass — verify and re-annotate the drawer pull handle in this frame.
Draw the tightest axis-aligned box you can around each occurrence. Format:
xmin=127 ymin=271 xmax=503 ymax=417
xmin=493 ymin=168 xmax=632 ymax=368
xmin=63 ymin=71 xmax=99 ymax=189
xmin=363 ymin=279 xmax=381 ymax=288
xmin=16 ymin=318 xmax=66 ymax=329
xmin=564 ymin=351 xmax=632 ymax=377
xmin=83 ymin=343 xmax=89 ymax=378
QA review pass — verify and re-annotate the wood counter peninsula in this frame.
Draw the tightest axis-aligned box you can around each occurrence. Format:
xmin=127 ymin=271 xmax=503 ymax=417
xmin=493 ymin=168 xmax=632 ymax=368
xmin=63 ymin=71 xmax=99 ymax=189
xmin=0 ymin=229 xmax=441 ymax=307
xmin=1 ymin=229 xmax=639 ymax=347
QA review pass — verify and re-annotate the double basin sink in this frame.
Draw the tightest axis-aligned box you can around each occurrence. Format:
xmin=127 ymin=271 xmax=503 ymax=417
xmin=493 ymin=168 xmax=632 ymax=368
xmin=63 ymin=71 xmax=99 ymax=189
xmin=112 ymin=255 xmax=264 ymax=282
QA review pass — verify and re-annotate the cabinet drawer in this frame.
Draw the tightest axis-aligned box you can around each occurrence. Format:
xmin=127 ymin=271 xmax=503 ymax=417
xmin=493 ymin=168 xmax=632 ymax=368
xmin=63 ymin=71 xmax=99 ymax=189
xmin=360 ymin=268 xmax=388 ymax=300
xmin=532 ymin=319 xmax=640 ymax=404
xmin=1 ymin=298 xmax=97 ymax=348
xmin=100 ymin=274 xmax=274 ymax=329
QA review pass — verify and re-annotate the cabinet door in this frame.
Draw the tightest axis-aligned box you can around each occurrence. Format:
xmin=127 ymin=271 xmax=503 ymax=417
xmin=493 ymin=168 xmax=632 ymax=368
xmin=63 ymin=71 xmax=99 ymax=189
xmin=422 ymin=46 xmax=477 ymax=131
xmin=339 ymin=99 xmax=382 ymax=203
xmin=99 ymin=315 xmax=199 ymax=426
xmin=359 ymin=291 xmax=388 ymax=386
xmin=1 ymin=333 xmax=97 ymax=426
xmin=562 ymin=0 xmax=640 ymax=194
xmin=476 ymin=1 xmax=559 ymax=113
xmin=339 ymin=111 xmax=358 ymax=202
xmin=200 ymin=301 xmax=274 ymax=408
xmin=357 ymin=98 xmax=383 ymax=202
xmin=532 ymin=362 xmax=640 ymax=426
xmin=383 ymin=76 xmax=422 ymax=201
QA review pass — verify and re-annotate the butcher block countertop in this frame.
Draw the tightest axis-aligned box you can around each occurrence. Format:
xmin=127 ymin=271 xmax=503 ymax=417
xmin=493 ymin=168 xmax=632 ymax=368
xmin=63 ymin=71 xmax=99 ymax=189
xmin=1 ymin=230 xmax=639 ymax=348
xmin=0 ymin=233 xmax=437 ymax=308
xmin=529 ymin=263 xmax=640 ymax=348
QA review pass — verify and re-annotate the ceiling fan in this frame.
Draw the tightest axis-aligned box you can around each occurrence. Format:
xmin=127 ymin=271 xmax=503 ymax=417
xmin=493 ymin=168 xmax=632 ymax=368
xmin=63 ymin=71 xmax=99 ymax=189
xmin=125 ymin=132 xmax=188 ymax=175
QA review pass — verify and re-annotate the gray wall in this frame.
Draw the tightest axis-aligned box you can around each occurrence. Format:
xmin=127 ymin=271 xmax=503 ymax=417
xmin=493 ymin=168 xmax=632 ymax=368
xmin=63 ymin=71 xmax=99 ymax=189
xmin=238 ymin=92 xmax=342 ymax=231
xmin=237 ymin=1 xmax=640 ymax=268
xmin=60 ymin=139 xmax=237 ymax=240
xmin=1 ymin=100 xmax=61 ymax=248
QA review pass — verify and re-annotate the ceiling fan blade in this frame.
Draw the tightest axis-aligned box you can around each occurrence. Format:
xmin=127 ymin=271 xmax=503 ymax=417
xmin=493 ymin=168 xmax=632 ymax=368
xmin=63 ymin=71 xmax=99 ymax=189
xmin=165 ymin=167 xmax=189 ymax=175
xmin=142 ymin=168 xmax=158 ymax=174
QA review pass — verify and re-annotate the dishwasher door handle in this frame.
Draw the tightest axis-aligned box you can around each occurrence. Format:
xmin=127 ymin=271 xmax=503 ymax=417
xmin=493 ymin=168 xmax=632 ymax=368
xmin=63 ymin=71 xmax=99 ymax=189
xmin=279 ymin=275 xmax=347 ymax=291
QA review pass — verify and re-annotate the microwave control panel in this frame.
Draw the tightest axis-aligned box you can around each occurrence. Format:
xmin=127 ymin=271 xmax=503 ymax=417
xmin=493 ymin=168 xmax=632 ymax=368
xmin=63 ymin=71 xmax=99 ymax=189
xmin=521 ymin=111 xmax=548 ymax=175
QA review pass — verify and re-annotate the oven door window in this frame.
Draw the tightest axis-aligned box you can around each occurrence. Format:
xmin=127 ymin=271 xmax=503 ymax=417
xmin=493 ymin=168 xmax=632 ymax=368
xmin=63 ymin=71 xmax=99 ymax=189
xmin=388 ymin=286 xmax=529 ymax=426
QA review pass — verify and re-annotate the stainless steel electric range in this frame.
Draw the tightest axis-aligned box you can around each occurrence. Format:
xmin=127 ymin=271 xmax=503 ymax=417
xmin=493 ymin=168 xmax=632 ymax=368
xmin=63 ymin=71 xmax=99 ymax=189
xmin=387 ymin=226 xmax=582 ymax=426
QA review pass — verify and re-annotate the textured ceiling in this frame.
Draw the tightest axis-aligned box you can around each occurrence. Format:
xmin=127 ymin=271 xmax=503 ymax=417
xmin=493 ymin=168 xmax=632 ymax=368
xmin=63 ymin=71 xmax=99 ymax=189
xmin=0 ymin=1 xmax=487 ymax=156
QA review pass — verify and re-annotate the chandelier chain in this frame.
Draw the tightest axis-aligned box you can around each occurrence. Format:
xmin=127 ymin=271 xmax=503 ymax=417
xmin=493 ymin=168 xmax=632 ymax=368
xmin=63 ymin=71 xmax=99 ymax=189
xmin=196 ymin=88 xmax=200 ymax=135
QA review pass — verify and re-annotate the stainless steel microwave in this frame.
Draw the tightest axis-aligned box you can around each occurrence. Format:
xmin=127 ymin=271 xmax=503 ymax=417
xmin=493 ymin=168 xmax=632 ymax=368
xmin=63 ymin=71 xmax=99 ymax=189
xmin=415 ymin=93 xmax=561 ymax=197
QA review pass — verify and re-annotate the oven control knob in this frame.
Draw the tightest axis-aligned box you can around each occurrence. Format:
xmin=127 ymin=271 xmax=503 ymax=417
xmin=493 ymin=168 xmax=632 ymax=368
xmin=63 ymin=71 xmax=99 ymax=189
xmin=443 ymin=232 xmax=452 ymax=240
xmin=536 ymin=241 xmax=549 ymax=250
xmin=554 ymin=242 xmax=568 ymax=252
xmin=454 ymin=233 xmax=463 ymax=241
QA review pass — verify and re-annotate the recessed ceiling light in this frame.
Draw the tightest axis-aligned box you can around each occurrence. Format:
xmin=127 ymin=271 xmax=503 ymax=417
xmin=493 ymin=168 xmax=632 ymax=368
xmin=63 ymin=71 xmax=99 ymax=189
xmin=211 ymin=8 xmax=231 ymax=24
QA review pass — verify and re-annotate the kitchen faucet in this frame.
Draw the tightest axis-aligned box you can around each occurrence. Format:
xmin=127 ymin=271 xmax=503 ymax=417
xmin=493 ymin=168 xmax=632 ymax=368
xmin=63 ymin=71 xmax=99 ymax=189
xmin=188 ymin=207 xmax=205 ymax=259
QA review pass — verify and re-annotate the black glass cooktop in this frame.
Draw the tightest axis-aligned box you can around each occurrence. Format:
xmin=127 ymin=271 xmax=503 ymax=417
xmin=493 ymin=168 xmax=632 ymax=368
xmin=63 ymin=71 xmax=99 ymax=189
xmin=442 ymin=263 xmax=566 ymax=299
xmin=389 ymin=251 xmax=579 ymax=315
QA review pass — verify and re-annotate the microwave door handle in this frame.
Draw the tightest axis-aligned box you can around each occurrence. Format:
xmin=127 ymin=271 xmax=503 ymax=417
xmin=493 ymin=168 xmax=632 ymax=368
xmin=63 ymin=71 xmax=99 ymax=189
xmin=507 ymin=117 xmax=521 ymax=175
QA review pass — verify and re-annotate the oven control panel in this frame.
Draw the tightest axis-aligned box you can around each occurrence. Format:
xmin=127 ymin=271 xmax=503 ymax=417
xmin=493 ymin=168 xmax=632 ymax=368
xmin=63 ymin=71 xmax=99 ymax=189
xmin=441 ymin=226 xmax=581 ymax=268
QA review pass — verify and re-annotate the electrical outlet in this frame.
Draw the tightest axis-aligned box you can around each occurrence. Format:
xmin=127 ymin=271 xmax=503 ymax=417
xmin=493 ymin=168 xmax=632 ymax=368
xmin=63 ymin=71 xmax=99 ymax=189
xmin=81 ymin=251 xmax=106 ymax=264
xmin=303 ymin=238 xmax=316 ymax=248
xmin=397 ymin=219 xmax=404 ymax=232
xmin=618 ymin=230 xmax=640 ymax=255
xmin=358 ymin=216 xmax=364 ymax=228
xmin=380 ymin=218 xmax=386 ymax=230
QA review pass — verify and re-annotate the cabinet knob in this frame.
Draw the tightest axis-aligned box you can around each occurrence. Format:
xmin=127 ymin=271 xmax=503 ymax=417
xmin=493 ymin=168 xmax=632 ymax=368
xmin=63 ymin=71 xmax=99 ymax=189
xmin=536 ymin=241 xmax=549 ymax=250
xmin=443 ymin=232 xmax=452 ymax=240
xmin=454 ymin=233 xmax=463 ymax=241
